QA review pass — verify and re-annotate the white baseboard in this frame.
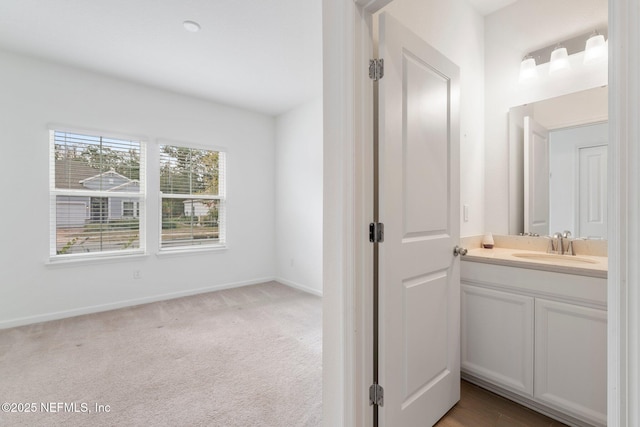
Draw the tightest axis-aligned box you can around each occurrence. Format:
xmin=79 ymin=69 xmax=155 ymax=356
xmin=275 ymin=277 xmax=323 ymax=297
xmin=0 ymin=277 xmax=276 ymax=330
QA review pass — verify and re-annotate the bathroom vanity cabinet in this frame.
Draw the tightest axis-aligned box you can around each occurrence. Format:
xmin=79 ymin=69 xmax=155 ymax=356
xmin=461 ymin=259 xmax=607 ymax=427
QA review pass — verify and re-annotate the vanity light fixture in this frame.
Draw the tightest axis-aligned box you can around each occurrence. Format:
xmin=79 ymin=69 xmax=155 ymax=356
xmin=584 ymin=31 xmax=607 ymax=64
xmin=549 ymin=44 xmax=570 ymax=74
xmin=183 ymin=20 xmax=201 ymax=33
xmin=518 ymin=28 xmax=608 ymax=83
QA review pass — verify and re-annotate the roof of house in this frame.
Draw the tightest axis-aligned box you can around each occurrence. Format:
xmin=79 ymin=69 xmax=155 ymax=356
xmin=55 ymin=159 xmax=101 ymax=190
xmin=55 ymin=159 xmax=135 ymax=191
xmin=79 ymin=169 xmax=130 ymax=185
xmin=109 ymin=180 xmax=140 ymax=192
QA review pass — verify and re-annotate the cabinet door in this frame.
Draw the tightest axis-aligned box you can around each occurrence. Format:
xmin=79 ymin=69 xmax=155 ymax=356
xmin=461 ymin=284 xmax=534 ymax=396
xmin=534 ymin=298 xmax=607 ymax=426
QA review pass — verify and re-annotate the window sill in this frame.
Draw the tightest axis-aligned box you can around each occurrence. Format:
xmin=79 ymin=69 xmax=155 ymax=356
xmin=156 ymin=245 xmax=228 ymax=257
xmin=46 ymin=251 xmax=149 ymax=267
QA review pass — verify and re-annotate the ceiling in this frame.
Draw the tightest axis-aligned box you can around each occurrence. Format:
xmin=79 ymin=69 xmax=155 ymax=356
xmin=0 ymin=0 xmax=322 ymax=116
xmin=467 ymin=0 xmax=518 ymax=15
xmin=0 ymin=0 xmax=515 ymax=117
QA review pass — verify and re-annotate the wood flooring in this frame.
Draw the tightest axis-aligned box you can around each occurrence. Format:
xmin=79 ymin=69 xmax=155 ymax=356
xmin=435 ymin=381 xmax=569 ymax=427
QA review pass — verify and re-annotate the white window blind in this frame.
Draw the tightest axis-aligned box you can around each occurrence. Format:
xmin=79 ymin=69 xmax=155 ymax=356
xmin=50 ymin=130 xmax=145 ymax=259
xmin=159 ymin=144 xmax=226 ymax=249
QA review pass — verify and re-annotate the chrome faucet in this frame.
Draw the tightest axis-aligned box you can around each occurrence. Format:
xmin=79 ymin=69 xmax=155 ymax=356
xmin=548 ymin=232 xmax=564 ymax=254
xmin=562 ymin=230 xmax=574 ymax=256
xmin=547 ymin=231 xmax=575 ymax=255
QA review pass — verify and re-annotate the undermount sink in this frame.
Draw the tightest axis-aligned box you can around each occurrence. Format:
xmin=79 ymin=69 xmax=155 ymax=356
xmin=511 ymin=252 xmax=598 ymax=265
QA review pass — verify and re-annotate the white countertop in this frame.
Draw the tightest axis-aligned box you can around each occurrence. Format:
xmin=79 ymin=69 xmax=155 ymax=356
xmin=462 ymin=247 xmax=608 ymax=279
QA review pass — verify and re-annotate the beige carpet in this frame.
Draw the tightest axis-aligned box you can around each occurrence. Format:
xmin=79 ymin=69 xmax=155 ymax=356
xmin=0 ymin=281 xmax=322 ymax=427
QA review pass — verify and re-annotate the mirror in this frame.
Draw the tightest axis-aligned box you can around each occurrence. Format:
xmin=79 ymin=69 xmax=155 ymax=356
xmin=508 ymin=86 xmax=608 ymax=238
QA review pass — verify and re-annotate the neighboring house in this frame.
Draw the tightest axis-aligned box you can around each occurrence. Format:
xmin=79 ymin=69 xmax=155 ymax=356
xmin=183 ymin=200 xmax=210 ymax=217
xmin=55 ymin=160 xmax=140 ymax=228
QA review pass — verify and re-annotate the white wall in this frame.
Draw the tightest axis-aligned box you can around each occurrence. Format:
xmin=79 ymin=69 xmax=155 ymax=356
xmin=379 ymin=0 xmax=486 ymax=237
xmin=0 ymin=49 xmax=277 ymax=328
xmin=484 ymin=0 xmax=608 ymax=234
xmin=275 ymin=98 xmax=323 ymax=295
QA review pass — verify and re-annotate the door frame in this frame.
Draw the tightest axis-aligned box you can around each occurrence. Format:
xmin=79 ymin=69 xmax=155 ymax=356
xmin=322 ymin=1 xmax=389 ymax=426
xmin=321 ymin=0 xmax=640 ymax=426
xmin=607 ymin=1 xmax=639 ymax=425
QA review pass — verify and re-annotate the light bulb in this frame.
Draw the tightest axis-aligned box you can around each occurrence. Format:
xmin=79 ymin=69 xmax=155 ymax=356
xmin=519 ymin=56 xmax=537 ymax=83
xmin=549 ymin=45 xmax=570 ymax=74
xmin=584 ymin=32 xmax=607 ymax=64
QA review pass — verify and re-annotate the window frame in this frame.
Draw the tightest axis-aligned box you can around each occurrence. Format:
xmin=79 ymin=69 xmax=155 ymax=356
xmin=158 ymin=142 xmax=226 ymax=253
xmin=122 ymin=201 xmax=140 ymax=218
xmin=49 ymin=128 xmax=147 ymax=261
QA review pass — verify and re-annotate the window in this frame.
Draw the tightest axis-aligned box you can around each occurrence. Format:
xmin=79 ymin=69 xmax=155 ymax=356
xmin=122 ymin=201 xmax=139 ymax=218
xmin=159 ymin=144 xmax=225 ymax=249
xmin=50 ymin=130 xmax=145 ymax=259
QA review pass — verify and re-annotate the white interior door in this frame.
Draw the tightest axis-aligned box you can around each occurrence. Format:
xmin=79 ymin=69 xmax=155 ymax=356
xmin=577 ymin=145 xmax=607 ymax=239
xmin=377 ymin=12 xmax=460 ymax=426
xmin=524 ymin=116 xmax=550 ymax=236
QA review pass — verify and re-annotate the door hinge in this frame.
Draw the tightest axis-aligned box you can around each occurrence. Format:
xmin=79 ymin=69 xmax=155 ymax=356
xmin=369 ymin=383 xmax=384 ymax=406
xmin=369 ymin=58 xmax=384 ymax=81
xmin=369 ymin=222 xmax=384 ymax=243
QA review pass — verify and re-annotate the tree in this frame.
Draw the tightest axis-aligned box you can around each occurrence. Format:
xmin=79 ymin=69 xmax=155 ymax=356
xmin=160 ymin=146 xmax=220 ymax=195
xmin=80 ymin=145 xmax=140 ymax=180
xmin=159 ymin=145 xmax=220 ymax=225
xmin=55 ymin=134 xmax=141 ymax=181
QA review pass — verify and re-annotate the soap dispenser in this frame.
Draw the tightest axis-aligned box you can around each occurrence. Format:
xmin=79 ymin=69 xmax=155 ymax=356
xmin=482 ymin=232 xmax=494 ymax=249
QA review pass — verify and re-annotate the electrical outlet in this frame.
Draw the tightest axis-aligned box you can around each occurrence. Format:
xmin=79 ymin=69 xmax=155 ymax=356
xmin=463 ymin=204 xmax=469 ymax=222
xmin=133 ymin=270 xmax=141 ymax=280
